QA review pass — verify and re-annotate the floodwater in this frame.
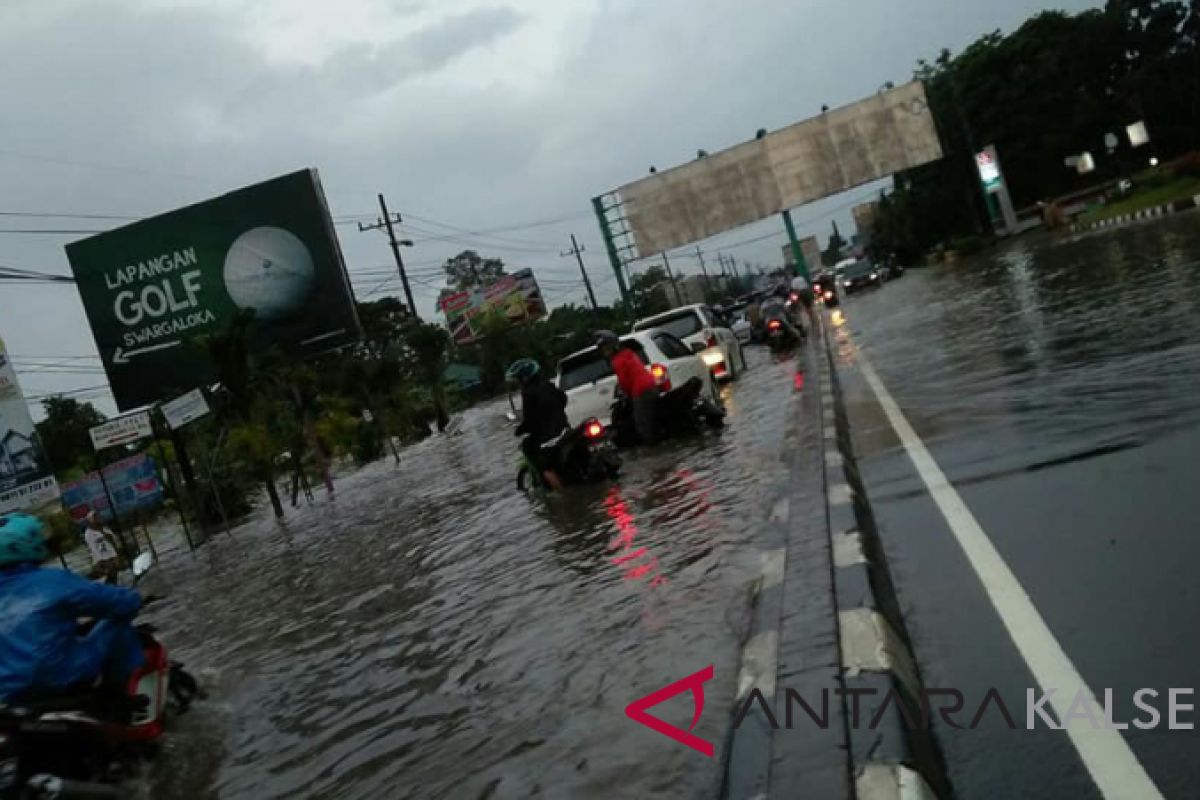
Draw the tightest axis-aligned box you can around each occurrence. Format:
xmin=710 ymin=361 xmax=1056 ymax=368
xmin=832 ymin=215 xmax=1200 ymax=799
xmin=135 ymin=347 xmax=808 ymax=799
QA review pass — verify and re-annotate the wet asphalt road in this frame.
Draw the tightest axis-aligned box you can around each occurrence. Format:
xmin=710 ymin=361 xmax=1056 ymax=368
xmin=130 ymin=345 xmax=810 ymax=799
xmin=830 ymin=216 xmax=1200 ymax=799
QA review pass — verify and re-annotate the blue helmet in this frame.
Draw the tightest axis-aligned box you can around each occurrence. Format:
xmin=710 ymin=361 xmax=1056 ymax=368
xmin=506 ymin=358 xmax=540 ymax=385
xmin=0 ymin=513 xmax=48 ymax=568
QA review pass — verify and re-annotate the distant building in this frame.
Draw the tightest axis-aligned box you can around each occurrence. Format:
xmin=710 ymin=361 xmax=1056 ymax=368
xmin=781 ymin=236 xmax=822 ymax=274
xmin=852 ymin=201 xmax=880 ymax=246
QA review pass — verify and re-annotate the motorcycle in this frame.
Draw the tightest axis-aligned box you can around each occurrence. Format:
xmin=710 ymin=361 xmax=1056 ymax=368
xmin=516 ymin=419 xmax=621 ymax=491
xmin=608 ymin=377 xmax=725 ymax=447
xmin=762 ymin=302 xmax=803 ymax=351
xmin=0 ymin=555 xmax=202 ymax=799
xmin=814 ymin=277 xmax=840 ymax=308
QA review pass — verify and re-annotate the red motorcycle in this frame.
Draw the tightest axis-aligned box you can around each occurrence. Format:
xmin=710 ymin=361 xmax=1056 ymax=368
xmin=0 ymin=558 xmax=201 ymax=799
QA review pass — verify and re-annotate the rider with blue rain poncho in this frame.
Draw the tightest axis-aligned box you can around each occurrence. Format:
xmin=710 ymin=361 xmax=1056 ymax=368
xmin=0 ymin=512 xmax=144 ymax=702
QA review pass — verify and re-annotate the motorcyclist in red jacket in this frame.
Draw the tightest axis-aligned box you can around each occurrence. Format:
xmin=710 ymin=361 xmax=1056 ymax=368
xmin=596 ymin=330 xmax=660 ymax=444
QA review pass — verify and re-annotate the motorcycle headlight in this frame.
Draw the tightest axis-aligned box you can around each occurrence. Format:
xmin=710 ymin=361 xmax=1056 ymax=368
xmin=870 ymin=272 xmax=878 ymax=280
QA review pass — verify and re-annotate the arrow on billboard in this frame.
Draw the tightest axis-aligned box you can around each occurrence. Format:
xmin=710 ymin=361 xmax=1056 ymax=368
xmin=113 ymin=341 xmax=181 ymax=365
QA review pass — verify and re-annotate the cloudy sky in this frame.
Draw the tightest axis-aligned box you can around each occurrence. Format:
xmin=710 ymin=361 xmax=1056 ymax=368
xmin=0 ymin=0 xmax=1099 ymax=416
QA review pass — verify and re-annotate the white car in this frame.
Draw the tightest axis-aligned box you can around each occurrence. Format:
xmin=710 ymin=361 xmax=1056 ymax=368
xmin=555 ymin=330 xmax=719 ymax=427
xmin=632 ymin=304 xmax=746 ymax=381
xmin=730 ymin=312 xmax=753 ymax=345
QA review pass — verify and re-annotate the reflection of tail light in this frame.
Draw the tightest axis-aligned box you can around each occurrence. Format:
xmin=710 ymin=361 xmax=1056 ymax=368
xmin=767 ymin=319 xmax=782 ymax=331
xmin=584 ymin=419 xmax=604 ymax=439
xmin=789 ymin=292 xmax=800 ymax=303
xmin=650 ymin=363 xmax=672 ymax=391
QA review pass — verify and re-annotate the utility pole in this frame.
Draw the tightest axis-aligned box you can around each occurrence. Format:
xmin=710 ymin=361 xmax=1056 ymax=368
xmin=562 ymin=234 xmax=599 ymax=311
xmin=358 ymin=194 xmax=418 ymax=318
xmin=661 ymin=251 xmax=683 ymax=307
xmin=694 ymin=246 xmax=712 ymax=303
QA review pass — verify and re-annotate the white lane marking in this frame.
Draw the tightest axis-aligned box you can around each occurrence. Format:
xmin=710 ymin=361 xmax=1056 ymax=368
xmin=852 ymin=347 xmax=1164 ymax=800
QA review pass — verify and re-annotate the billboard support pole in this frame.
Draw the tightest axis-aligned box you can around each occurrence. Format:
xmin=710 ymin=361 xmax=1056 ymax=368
xmin=695 ymin=247 xmax=712 ymax=302
xmin=151 ymin=412 xmax=196 ymax=552
xmin=92 ymin=451 xmax=135 ymax=560
xmin=591 ymin=196 xmax=631 ymax=311
xmin=782 ymin=210 xmax=812 ymax=282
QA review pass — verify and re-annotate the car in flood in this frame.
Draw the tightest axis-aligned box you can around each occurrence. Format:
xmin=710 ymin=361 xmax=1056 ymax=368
xmin=839 ymin=260 xmax=883 ymax=294
xmin=555 ymin=330 xmax=718 ymax=426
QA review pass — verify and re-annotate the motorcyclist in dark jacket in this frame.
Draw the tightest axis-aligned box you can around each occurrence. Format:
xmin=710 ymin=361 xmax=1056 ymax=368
xmin=0 ymin=513 xmax=144 ymax=703
xmin=507 ymin=358 xmax=569 ymax=490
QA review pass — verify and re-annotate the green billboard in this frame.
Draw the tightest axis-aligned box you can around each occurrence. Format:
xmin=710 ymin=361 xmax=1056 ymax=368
xmin=66 ymin=169 xmax=361 ymax=410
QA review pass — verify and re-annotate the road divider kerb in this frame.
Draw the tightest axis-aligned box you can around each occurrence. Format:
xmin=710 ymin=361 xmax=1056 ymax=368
xmin=832 ymin=531 xmax=867 ymax=568
xmin=819 ymin=313 xmax=954 ymax=800
xmin=838 ymin=608 xmax=921 ymax=702
xmin=1068 ymin=194 xmax=1198 ymax=234
xmin=857 ymin=765 xmax=938 ymax=800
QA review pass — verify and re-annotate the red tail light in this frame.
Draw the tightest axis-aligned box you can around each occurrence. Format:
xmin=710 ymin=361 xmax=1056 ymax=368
xmin=650 ymin=363 xmax=672 ymax=391
xmin=584 ymin=419 xmax=604 ymax=439
xmin=706 ymin=334 xmax=718 ymax=349
xmin=789 ymin=292 xmax=800 ymax=303
xmin=767 ymin=319 xmax=782 ymax=330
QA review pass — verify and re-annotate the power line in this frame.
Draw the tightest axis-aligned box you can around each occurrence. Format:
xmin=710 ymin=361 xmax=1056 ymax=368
xmin=0 ymin=228 xmax=104 ymax=235
xmin=0 ymin=211 xmax=140 ymax=221
xmin=23 ymin=383 xmax=112 ymax=402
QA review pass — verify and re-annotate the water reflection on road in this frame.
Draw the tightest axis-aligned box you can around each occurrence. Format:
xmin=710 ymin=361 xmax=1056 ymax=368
xmin=141 ymin=346 xmax=806 ymax=799
xmin=832 ymin=216 xmax=1200 ymax=800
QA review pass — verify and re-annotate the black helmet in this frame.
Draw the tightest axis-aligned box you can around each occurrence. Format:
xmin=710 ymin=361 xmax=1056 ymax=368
xmin=594 ymin=330 xmax=620 ymax=350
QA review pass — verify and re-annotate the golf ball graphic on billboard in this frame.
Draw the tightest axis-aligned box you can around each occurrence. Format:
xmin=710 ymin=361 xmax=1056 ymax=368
xmin=223 ymin=227 xmax=315 ymax=321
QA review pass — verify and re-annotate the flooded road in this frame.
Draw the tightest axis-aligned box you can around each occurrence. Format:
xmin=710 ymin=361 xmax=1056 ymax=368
xmin=136 ymin=347 xmax=807 ymax=799
xmin=831 ymin=216 xmax=1200 ymax=799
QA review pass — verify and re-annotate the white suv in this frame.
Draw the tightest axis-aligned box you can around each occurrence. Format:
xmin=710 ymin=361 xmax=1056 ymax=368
xmin=632 ymin=304 xmax=746 ymax=382
xmin=555 ymin=330 xmax=718 ymax=427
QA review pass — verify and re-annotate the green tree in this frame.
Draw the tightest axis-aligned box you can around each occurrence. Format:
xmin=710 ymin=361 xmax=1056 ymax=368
xmin=442 ymin=250 xmax=506 ymax=291
xmin=868 ymin=3 xmax=1200 ymax=260
xmin=823 ymin=222 xmax=847 ymax=266
xmin=35 ymin=397 xmax=107 ymax=477
xmin=629 ymin=266 xmax=671 ymax=318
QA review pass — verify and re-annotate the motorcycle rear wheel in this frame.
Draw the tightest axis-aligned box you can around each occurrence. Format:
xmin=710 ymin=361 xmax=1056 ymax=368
xmin=516 ymin=465 xmax=534 ymax=491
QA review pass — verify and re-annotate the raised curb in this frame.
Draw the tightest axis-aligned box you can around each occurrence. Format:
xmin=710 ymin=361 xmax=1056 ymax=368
xmin=819 ymin=318 xmax=954 ymax=800
xmin=1068 ymin=194 xmax=1199 ymax=233
xmin=722 ymin=331 xmax=849 ymax=800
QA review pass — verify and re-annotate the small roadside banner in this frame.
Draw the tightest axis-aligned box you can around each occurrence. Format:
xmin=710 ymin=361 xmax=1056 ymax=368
xmin=160 ymin=388 xmax=210 ymax=430
xmin=89 ymin=411 xmax=153 ymax=450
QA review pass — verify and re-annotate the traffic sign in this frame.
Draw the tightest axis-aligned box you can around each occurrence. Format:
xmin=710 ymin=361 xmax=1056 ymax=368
xmin=65 ymin=169 xmax=361 ymax=410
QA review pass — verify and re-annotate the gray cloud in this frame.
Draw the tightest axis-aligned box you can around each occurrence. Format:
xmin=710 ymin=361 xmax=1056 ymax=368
xmin=0 ymin=0 xmax=1101 ymax=413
